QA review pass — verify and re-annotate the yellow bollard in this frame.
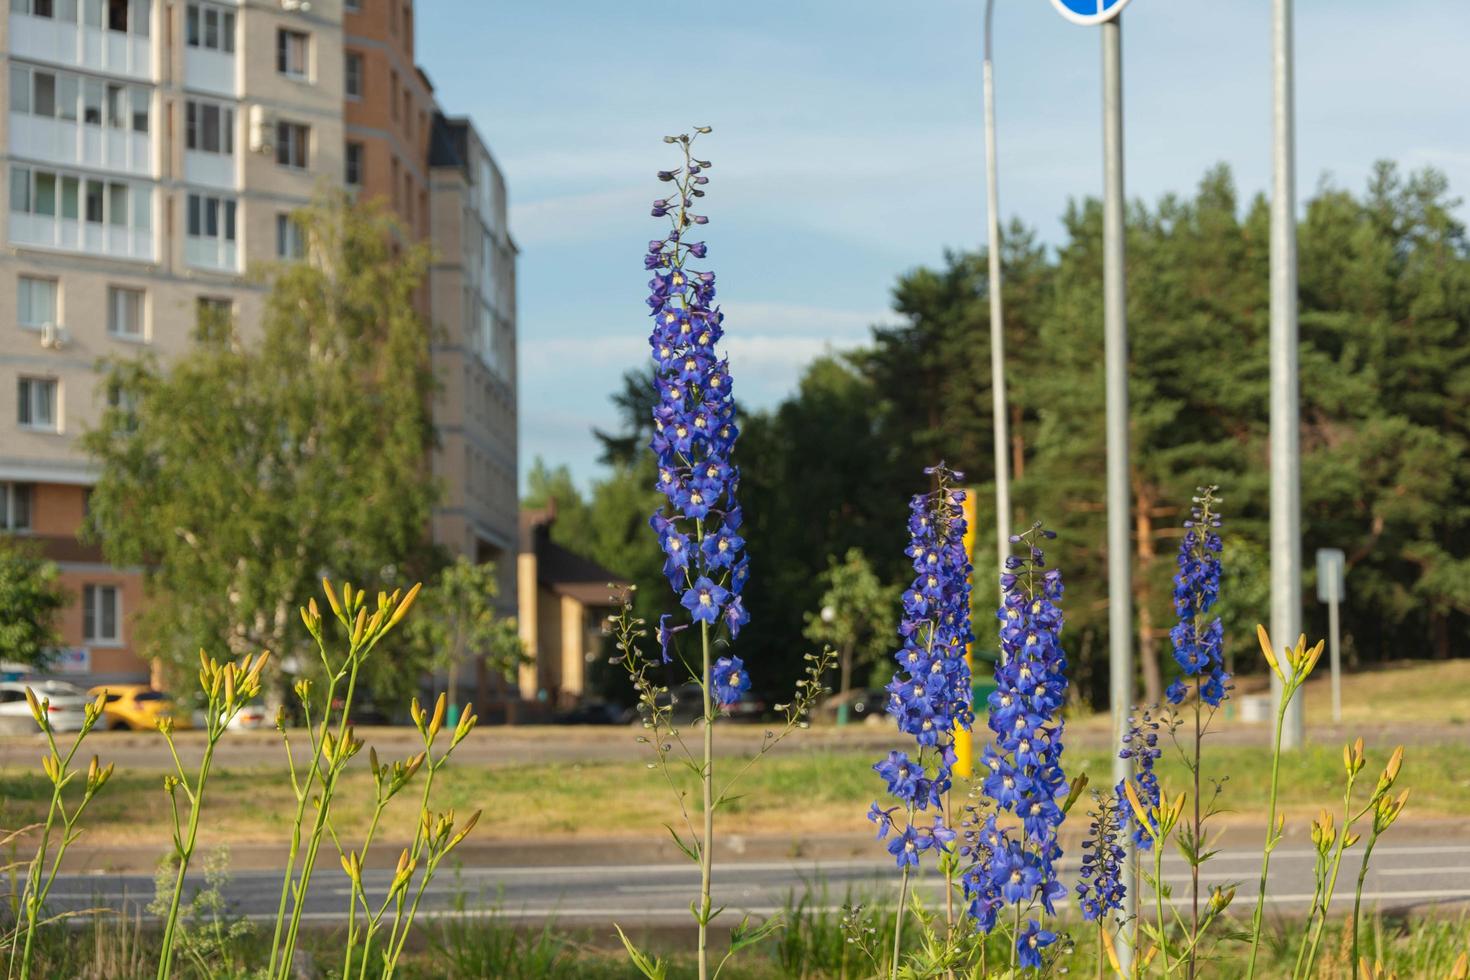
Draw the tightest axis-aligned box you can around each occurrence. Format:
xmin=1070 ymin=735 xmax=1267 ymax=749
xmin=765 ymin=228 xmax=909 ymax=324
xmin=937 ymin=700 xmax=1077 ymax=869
xmin=954 ymin=489 xmax=980 ymax=778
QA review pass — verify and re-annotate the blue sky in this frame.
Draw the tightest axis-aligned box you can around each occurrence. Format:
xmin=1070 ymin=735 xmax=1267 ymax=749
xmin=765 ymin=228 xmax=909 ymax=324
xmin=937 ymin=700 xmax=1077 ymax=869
xmin=418 ymin=0 xmax=1470 ymax=489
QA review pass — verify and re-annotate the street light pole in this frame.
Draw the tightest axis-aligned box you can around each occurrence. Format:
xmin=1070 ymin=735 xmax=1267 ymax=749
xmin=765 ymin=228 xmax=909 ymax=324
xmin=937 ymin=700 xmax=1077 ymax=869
xmin=1269 ymin=0 xmax=1304 ymax=750
xmin=1101 ymin=12 xmax=1135 ymax=962
xmin=982 ymin=0 xmax=1011 ymax=595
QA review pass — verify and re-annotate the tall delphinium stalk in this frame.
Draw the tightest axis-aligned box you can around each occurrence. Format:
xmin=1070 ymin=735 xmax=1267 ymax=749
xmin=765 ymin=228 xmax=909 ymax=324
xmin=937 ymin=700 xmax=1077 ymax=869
xmin=9 ymin=689 xmax=111 ymax=980
xmin=961 ymin=522 xmax=1070 ymax=973
xmin=1076 ymin=785 xmax=1128 ymax=978
xmin=1118 ymin=707 xmax=1161 ymax=963
xmin=1244 ymin=626 xmax=1325 ymax=980
xmin=1162 ymin=487 xmax=1229 ymax=978
xmin=868 ymin=464 xmax=973 ymax=977
xmin=155 ymin=650 xmax=269 ymax=979
xmin=613 ymin=129 xmax=832 ymax=980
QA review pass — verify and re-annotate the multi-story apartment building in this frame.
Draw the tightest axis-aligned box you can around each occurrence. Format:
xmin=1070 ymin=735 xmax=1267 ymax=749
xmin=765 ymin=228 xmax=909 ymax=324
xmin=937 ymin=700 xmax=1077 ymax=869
xmin=0 ymin=0 xmax=518 ymax=695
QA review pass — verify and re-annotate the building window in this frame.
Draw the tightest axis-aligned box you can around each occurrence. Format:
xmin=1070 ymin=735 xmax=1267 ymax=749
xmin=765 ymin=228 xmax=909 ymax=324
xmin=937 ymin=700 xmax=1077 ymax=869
xmin=277 ymin=29 xmax=309 ymax=79
xmin=17 ymin=276 xmax=58 ymax=330
xmin=276 ymin=214 xmax=305 ymax=259
xmin=83 ymin=585 xmax=120 ymax=644
xmin=186 ymin=193 xmax=236 ymax=244
xmin=275 ymin=122 xmax=309 ymax=169
xmin=107 ymin=286 xmax=145 ymax=339
xmin=0 ymin=483 xmax=33 ymax=531
xmin=344 ymin=52 xmax=363 ymax=99
xmin=17 ymin=0 xmax=57 ymax=18
xmin=196 ymin=296 xmax=233 ymax=337
xmin=186 ymin=3 xmax=236 ymax=52
xmin=18 ymin=377 xmax=58 ymax=431
xmin=389 ymin=70 xmax=399 ymax=119
xmin=130 ymin=88 xmax=149 ymax=133
xmin=344 ymin=0 xmax=360 ymax=10
xmin=185 ymin=100 xmax=234 ymax=154
xmin=345 ymin=141 xmax=363 ymax=186
xmin=13 ymin=166 xmax=146 ymax=229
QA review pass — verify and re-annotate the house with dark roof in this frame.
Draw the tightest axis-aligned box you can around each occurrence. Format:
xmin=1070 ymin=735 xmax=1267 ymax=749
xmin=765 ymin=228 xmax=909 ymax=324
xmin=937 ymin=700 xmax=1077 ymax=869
xmin=516 ymin=503 xmax=629 ymax=708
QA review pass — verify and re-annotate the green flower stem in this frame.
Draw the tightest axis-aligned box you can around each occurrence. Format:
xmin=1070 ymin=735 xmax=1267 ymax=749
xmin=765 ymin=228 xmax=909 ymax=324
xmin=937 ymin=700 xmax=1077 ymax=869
xmin=1154 ymin=833 xmax=1171 ymax=978
xmin=698 ymin=617 xmax=714 ymax=980
xmin=276 ymin=654 xmax=364 ymax=980
xmin=1245 ymin=683 xmax=1294 ymax=980
xmin=156 ymin=716 xmax=224 ymax=980
xmin=340 ymin=798 xmax=389 ymax=980
xmin=1350 ymin=824 xmax=1384 ymax=980
xmin=17 ymin=721 xmax=88 ymax=980
xmin=267 ymin=675 xmax=336 ymax=978
xmin=889 ymin=799 xmax=917 ymax=980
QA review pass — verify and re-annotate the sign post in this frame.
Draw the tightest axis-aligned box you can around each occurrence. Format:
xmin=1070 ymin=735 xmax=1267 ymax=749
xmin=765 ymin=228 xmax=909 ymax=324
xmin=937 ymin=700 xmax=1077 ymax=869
xmin=1051 ymin=0 xmax=1135 ymax=968
xmin=1316 ymin=548 xmax=1346 ymax=723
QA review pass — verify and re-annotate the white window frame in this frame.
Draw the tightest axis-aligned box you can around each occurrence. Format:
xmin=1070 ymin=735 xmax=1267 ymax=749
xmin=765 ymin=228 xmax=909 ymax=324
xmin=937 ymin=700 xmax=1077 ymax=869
xmin=17 ymin=276 xmax=59 ymax=331
xmin=186 ymin=2 xmax=235 ymax=52
xmin=276 ymin=29 xmax=310 ymax=80
xmin=17 ymin=377 xmax=59 ymax=431
xmin=107 ymin=285 xmax=146 ymax=340
xmin=276 ymin=213 xmax=305 ymax=259
xmin=275 ymin=121 xmax=309 ymax=169
xmin=344 ymin=51 xmax=363 ymax=99
xmin=82 ymin=584 xmax=121 ymax=645
xmin=186 ymin=192 xmax=237 ymax=244
xmin=185 ymin=99 xmax=234 ymax=155
xmin=0 ymin=482 xmax=34 ymax=532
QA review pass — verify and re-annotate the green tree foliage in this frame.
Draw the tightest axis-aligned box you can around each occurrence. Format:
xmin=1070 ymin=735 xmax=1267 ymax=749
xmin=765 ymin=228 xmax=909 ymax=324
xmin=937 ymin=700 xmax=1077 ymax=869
xmin=0 ymin=538 xmax=66 ymax=667
xmin=547 ymin=162 xmax=1469 ymax=706
xmin=802 ymin=547 xmax=900 ymax=698
xmin=407 ymin=557 xmax=526 ymax=713
xmin=83 ymin=193 xmax=440 ymax=698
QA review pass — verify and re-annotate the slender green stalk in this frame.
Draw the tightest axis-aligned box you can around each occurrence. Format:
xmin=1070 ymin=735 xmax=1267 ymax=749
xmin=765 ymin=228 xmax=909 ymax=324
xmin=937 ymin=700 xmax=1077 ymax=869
xmin=1188 ymin=679 xmax=1202 ymax=980
xmin=698 ymin=617 xmax=714 ymax=980
xmin=1154 ymin=832 xmax=1170 ymax=977
xmin=266 ymin=676 xmax=336 ymax=978
xmin=889 ymin=800 xmax=917 ymax=980
xmin=155 ymin=732 xmax=220 ymax=979
xmin=277 ymin=655 xmax=363 ymax=979
xmin=1245 ymin=697 xmax=1290 ymax=979
xmin=15 ymin=766 xmax=63 ymax=980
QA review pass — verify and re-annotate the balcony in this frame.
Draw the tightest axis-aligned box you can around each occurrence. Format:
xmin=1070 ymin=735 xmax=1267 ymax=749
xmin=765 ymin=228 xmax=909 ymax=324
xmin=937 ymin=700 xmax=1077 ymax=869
xmin=10 ymin=213 xmax=155 ymax=263
xmin=184 ymin=235 xmax=239 ymax=273
xmin=9 ymin=13 xmax=153 ymax=81
xmin=10 ymin=113 xmax=152 ymax=177
xmin=183 ymin=150 xmax=236 ymax=189
xmin=184 ymin=48 xmax=236 ymax=98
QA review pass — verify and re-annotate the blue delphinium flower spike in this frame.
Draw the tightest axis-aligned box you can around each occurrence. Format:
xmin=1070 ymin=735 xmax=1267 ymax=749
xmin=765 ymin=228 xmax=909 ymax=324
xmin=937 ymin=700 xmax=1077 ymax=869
xmin=869 ymin=464 xmax=974 ymax=870
xmin=1166 ymin=487 xmax=1229 ymax=706
xmin=645 ymin=146 xmax=747 ymax=667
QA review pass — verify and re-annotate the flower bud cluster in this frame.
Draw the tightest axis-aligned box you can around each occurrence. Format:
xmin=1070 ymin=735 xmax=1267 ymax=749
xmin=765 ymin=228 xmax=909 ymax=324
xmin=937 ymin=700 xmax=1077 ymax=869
xmin=645 ymin=132 xmax=749 ymax=677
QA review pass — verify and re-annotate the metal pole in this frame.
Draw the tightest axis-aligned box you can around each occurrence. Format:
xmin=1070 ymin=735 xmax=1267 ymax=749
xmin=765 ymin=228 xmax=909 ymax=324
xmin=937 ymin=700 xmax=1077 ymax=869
xmin=983 ymin=0 xmax=1011 ymax=592
xmin=1269 ymin=0 xmax=1304 ymax=750
xmin=1102 ymin=13 xmax=1135 ymax=966
xmin=1329 ymin=597 xmax=1341 ymax=724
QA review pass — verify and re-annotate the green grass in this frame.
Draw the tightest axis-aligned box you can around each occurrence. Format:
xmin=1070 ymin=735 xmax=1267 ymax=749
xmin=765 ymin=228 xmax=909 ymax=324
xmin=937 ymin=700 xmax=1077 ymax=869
xmin=0 ymin=739 xmax=1462 ymax=850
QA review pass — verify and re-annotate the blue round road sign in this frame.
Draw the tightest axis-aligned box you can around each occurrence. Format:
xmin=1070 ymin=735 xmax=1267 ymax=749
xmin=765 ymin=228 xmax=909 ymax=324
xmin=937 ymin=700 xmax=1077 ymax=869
xmin=1051 ymin=0 xmax=1134 ymax=26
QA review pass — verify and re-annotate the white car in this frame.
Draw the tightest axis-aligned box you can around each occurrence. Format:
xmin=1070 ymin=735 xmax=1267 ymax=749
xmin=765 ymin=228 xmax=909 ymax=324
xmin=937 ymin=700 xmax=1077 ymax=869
xmin=0 ymin=680 xmax=92 ymax=734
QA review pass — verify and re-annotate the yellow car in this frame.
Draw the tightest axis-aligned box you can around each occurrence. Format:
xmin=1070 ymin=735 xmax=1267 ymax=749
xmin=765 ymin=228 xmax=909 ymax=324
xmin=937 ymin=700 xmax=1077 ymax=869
xmin=89 ymin=684 xmax=192 ymax=732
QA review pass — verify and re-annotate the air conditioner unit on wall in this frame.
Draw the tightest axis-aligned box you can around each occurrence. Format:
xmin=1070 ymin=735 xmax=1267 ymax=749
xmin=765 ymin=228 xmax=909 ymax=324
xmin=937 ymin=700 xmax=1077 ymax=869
xmin=280 ymin=0 xmax=312 ymax=10
xmin=39 ymin=323 xmax=69 ymax=350
xmin=249 ymin=105 xmax=275 ymax=155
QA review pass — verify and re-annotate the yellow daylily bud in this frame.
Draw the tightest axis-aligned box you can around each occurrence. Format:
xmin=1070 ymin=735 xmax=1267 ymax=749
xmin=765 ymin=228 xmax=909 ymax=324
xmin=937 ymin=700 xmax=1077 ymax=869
xmin=1299 ymin=638 xmax=1326 ymax=679
xmin=199 ymin=648 xmax=211 ymax=674
xmin=447 ymin=809 xmax=482 ymax=852
xmin=322 ymin=578 xmax=341 ymax=620
xmin=1383 ymin=745 xmax=1404 ymax=786
xmin=428 ymin=693 xmax=447 ymax=740
xmin=386 ymin=582 xmax=423 ymax=630
xmin=1122 ymin=780 xmax=1155 ymax=839
xmin=351 ymin=607 xmax=367 ymax=647
xmin=1256 ymin=625 xmax=1283 ymax=680
xmin=1100 ymin=923 xmax=1124 ymax=973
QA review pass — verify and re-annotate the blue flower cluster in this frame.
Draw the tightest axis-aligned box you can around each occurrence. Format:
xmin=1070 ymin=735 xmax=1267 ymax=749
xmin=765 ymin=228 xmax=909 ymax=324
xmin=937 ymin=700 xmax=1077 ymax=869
xmin=645 ymin=136 xmax=750 ymax=682
xmin=1165 ymin=488 xmax=1228 ymax=706
xmin=1076 ymin=791 xmax=1128 ymax=921
xmin=1119 ymin=706 xmax=1162 ymax=849
xmin=868 ymin=464 xmax=974 ymax=868
xmin=961 ymin=524 xmax=1067 ymax=957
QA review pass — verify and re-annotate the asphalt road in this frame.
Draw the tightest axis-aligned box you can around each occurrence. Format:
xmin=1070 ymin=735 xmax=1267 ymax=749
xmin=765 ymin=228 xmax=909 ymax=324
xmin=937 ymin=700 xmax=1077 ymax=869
xmin=37 ymin=840 xmax=1470 ymax=929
